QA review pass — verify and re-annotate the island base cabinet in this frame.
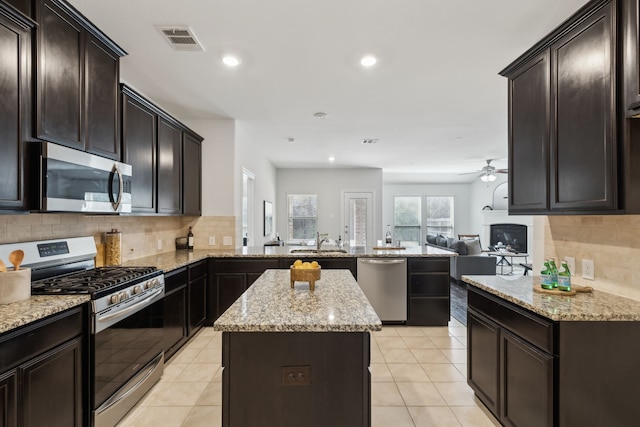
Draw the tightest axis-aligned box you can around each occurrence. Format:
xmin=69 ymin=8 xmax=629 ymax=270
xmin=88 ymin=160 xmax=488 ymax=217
xmin=221 ymin=331 xmax=371 ymax=427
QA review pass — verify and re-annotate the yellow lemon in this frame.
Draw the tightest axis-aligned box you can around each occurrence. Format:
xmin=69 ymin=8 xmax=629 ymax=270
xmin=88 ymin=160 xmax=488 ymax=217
xmin=311 ymin=261 xmax=319 ymax=269
xmin=293 ymin=259 xmax=303 ymax=268
xmin=302 ymin=262 xmax=311 ymax=269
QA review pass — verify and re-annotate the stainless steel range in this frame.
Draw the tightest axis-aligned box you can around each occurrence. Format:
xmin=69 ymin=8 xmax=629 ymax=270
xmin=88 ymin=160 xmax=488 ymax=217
xmin=0 ymin=236 xmax=165 ymax=427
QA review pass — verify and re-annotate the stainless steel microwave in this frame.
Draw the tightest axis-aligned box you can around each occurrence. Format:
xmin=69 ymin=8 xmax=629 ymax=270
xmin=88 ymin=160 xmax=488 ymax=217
xmin=36 ymin=142 xmax=132 ymax=213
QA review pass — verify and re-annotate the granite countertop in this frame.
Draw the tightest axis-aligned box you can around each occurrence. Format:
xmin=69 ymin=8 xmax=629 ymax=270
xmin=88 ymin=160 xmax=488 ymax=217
xmin=463 ymin=274 xmax=640 ymax=321
xmin=0 ymin=295 xmax=90 ymax=334
xmin=213 ymin=269 xmax=382 ymax=333
xmin=122 ymin=245 xmax=455 ymax=273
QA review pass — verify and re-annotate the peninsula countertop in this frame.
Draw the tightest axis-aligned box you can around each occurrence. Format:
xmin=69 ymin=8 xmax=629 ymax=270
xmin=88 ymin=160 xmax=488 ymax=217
xmin=213 ymin=269 xmax=382 ymax=333
xmin=122 ymin=245 xmax=455 ymax=273
xmin=463 ymin=274 xmax=640 ymax=321
xmin=0 ymin=295 xmax=90 ymax=334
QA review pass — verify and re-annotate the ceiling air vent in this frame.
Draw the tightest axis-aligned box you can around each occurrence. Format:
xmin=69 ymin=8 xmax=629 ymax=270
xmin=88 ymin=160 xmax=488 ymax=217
xmin=362 ymin=139 xmax=379 ymax=144
xmin=157 ymin=26 xmax=204 ymax=52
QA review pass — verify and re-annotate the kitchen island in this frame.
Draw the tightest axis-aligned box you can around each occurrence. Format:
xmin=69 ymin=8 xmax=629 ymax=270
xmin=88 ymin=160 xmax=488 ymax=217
xmin=214 ymin=269 xmax=381 ymax=427
xmin=463 ymin=274 xmax=640 ymax=427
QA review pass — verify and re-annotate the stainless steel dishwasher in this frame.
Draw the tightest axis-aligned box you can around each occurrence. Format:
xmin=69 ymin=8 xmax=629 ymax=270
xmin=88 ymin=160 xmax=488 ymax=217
xmin=357 ymin=258 xmax=407 ymax=323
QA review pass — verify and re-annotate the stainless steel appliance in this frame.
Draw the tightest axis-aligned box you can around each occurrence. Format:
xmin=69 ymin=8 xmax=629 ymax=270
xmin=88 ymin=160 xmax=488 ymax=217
xmin=357 ymin=258 xmax=407 ymax=323
xmin=33 ymin=142 xmax=132 ymax=213
xmin=0 ymin=237 xmax=164 ymax=427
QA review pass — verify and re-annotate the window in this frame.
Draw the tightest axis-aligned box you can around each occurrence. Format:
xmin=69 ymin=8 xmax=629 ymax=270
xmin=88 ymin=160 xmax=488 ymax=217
xmin=425 ymin=196 xmax=454 ymax=237
xmin=287 ymin=194 xmax=317 ymax=240
xmin=393 ymin=196 xmax=421 ymax=245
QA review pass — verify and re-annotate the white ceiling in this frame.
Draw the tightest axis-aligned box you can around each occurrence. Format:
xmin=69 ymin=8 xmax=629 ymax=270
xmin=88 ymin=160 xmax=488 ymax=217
xmin=69 ymin=0 xmax=588 ymax=183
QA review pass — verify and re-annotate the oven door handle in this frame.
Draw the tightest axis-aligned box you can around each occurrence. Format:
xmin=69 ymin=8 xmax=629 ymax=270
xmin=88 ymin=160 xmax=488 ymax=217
xmin=97 ymin=288 xmax=163 ymax=323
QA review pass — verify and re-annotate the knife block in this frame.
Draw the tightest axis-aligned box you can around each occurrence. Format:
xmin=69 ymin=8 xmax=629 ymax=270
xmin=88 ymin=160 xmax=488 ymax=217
xmin=0 ymin=267 xmax=31 ymax=304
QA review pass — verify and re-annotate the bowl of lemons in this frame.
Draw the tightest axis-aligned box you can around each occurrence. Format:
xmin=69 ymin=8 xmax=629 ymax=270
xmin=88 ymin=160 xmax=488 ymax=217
xmin=290 ymin=259 xmax=321 ymax=291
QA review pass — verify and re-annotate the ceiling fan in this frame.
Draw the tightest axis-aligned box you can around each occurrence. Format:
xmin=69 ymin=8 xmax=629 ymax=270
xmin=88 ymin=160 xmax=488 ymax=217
xmin=461 ymin=159 xmax=508 ymax=182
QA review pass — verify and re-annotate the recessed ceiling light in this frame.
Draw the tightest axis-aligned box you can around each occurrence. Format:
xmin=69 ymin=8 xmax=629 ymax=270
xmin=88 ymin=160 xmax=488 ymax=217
xmin=288 ymin=137 xmax=295 ymax=144
xmin=222 ymin=55 xmax=241 ymax=67
xmin=360 ymin=55 xmax=377 ymax=67
xmin=328 ymin=156 xmax=336 ymax=162
xmin=314 ymin=112 xmax=327 ymax=119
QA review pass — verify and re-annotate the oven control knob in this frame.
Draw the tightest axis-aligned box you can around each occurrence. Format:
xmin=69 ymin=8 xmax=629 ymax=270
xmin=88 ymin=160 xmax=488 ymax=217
xmin=119 ymin=291 xmax=129 ymax=301
xmin=133 ymin=285 xmax=143 ymax=294
xmin=152 ymin=278 xmax=160 ymax=287
xmin=110 ymin=294 xmax=120 ymax=304
xmin=145 ymin=280 xmax=154 ymax=289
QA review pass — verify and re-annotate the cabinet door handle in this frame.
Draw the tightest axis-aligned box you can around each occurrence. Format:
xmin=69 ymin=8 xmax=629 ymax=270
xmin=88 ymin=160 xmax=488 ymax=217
xmin=109 ymin=163 xmax=123 ymax=211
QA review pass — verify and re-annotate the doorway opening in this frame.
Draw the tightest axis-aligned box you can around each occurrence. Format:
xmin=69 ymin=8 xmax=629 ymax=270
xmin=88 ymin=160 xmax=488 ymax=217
xmin=242 ymin=168 xmax=255 ymax=247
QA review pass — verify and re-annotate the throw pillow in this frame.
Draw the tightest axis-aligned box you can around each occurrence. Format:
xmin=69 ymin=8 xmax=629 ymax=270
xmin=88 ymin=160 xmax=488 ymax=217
xmin=426 ymin=234 xmax=436 ymax=244
xmin=465 ymin=239 xmax=482 ymax=255
xmin=435 ymin=235 xmax=448 ymax=247
xmin=449 ymin=239 xmax=467 ymax=255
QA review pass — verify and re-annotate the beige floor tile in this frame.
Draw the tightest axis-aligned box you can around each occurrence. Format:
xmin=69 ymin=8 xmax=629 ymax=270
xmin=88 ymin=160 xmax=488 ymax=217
xmin=371 ymin=347 xmax=386 ymax=363
xmin=448 ymin=326 xmax=467 ymax=338
xmin=451 ymin=406 xmax=501 ymax=427
xmin=370 ymin=363 xmax=394 ymax=382
xmin=454 ymin=363 xmax=466 ymax=376
xmin=186 ymin=334 xmax=214 ymax=349
xmin=420 ymin=327 xmax=452 ymax=337
xmin=430 ymin=336 xmax=466 ymax=349
xmin=449 ymin=318 xmax=464 ymax=327
xmin=139 ymin=380 xmax=174 ymax=407
xmin=421 ymin=363 xmax=466 ymax=382
xmin=411 ymin=348 xmax=451 ymax=364
xmin=211 ymin=366 xmax=223 ymax=382
xmin=371 ymin=382 xmax=405 ymax=406
xmin=373 ymin=327 xmax=401 ymax=337
xmin=388 ymin=363 xmax=430 ymax=382
xmin=441 ymin=349 xmax=467 ymax=364
xmin=195 ymin=381 xmax=222 ymax=406
xmin=193 ymin=347 xmax=222 ymax=364
xmin=176 ymin=363 xmax=219 ymax=383
xmin=196 ymin=327 xmax=218 ymax=337
xmin=396 ymin=382 xmax=447 ymax=406
xmin=434 ymin=382 xmax=477 ymax=406
xmin=182 ymin=405 xmax=222 ymax=427
xmin=381 ymin=348 xmax=418 ymax=364
xmin=396 ymin=326 xmax=426 ymax=337
xmin=372 ymin=406 xmax=415 ymax=427
xmin=123 ymin=406 xmax=192 ymax=427
xmin=115 ymin=405 xmax=148 ymax=426
xmin=409 ymin=406 xmax=462 ymax=427
xmin=149 ymin=382 xmax=210 ymax=406
xmin=160 ymin=362 xmax=188 ymax=382
xmin=376 ymin=336 xmax=409 ymax=349
xmin=402 ymin=336 xmax=436 ymax=349
xmin=171 ymin=348 xmax=201 ymax=364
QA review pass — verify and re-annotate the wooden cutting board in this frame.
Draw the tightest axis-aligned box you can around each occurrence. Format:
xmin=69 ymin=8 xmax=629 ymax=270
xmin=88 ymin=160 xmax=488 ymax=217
xmin=533 ymin=283 xmax=593 ymax=296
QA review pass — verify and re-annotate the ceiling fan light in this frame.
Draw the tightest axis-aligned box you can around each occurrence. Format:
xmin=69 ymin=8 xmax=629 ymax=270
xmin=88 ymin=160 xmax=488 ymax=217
xmin=481 ymin=173 xmax=497 ymax=182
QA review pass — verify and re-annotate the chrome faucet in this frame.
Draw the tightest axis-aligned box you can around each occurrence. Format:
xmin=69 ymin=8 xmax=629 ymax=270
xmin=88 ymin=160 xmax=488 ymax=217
xmin=316 ymin=232 xmax=329 ymax=250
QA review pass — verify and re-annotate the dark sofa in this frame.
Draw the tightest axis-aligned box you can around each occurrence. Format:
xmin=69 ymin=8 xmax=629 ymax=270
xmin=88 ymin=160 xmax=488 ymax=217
xmin=426 ymin=234 xmax=496 ymax=283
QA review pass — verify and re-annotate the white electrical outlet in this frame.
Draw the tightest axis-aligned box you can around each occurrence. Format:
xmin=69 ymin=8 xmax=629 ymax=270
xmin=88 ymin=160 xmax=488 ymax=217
xmin=157 ymin=239 xmax=162 ymax=250
xmin=565 ymin=256 xmax=576 ymax=274
xmin=209 ymin=236 xmax=216 ymax=246
xmin=223 ymin=236 xmax=232 ymax=246
xmin=582 ymin=259 xmax=595 ymax=280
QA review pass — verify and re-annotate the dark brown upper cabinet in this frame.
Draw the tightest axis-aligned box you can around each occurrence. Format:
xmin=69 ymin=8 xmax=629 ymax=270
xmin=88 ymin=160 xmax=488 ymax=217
xmin=157 ymin=116 xmax=183 ymax=215
xmin=35 ymin=0 xmax=125 ymax=160
xmin=623 ymin=0 xmax=640 ymax=115
xmin=0 ymin=3 xmax=34 ymax=211
xmin=122 ymin=85 xmax=158 ymax=214
xmin=501 ymin=0 xmax=620 ymax=214
xmin=182 ymin=131 xmax=203 ymax=216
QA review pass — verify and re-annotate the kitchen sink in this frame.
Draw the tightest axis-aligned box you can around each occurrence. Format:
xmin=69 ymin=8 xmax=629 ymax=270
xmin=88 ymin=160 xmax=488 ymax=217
xmin=289 ymin=249 xmax=348 ymax=254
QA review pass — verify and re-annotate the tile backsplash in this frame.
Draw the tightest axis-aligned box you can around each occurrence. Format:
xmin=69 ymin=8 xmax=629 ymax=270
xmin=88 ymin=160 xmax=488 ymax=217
xmin=0 ymin=214 xmax=236 ymax=263
xmin=545 ymin=215 xmax=640 ymax=301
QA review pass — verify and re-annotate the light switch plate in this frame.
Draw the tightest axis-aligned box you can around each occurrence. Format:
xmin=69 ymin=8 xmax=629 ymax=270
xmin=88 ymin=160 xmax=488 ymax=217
xmin=582 ymin=259 xmax=595 ymax=280
xmin=223 ymin=236 xmax=232 ymax=246
xmin=157 ymin=239 xmax=162 ymax=250
xmin=209 ymin=236 xmax=215 ymax=246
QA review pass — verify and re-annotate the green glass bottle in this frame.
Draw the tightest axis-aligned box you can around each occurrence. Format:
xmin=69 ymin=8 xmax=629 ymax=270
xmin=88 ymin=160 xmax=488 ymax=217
xmin=558 ymin=261 xmax=571 ymax=292
xmin=540 ymin=260 xmax=554 ymax=290
xmin=548 ymin=259 xmax=559 ymax=288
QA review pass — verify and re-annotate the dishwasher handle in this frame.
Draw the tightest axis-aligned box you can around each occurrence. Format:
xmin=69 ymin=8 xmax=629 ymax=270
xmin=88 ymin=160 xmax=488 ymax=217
xmin=359 ymin=259 xmax=406 ymax=265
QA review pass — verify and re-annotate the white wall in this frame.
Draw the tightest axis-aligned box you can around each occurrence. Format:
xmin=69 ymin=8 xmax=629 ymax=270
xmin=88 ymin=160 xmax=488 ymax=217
xmin=468 ymin=175 xmax=509 ymax=233
xmin=235 ymin=122 xmax=277 ymax=246
xmin=183 ymin=119 xmax=236 ymax=216
xmin=383 ymin=183 xmax=473 ymax=242
xmin=276 ymin=168 xmax=383 ymax=242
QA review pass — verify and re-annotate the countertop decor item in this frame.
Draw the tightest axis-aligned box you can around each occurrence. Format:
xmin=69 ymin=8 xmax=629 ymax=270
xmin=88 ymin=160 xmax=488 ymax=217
xmin=8 ymin=250 xmax=24 ymax=271
xmin=290 ymin=260 xmax=321 ymax=291
xmin=175 ymin=237 xmax=188 ymax=250
xmin=105 ymin=229 xmax=122 ymax=265
xmin=0 ymin=267 xmax=31 ymax=304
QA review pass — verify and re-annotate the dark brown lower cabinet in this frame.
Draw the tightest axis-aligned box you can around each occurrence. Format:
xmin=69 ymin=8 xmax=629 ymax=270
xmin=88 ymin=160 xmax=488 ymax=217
xmin=0 ymin=306 xmax=86 ymax=427
xmin=163 ymin=268 xmax=188 ymax=360
xmin=222 ymin=331 xmax=370 ymax=427
xmin=188 ymin=260 xmax=207 ymax=335
xmin=467 ymin=285 xmax=640 ymax=427
xmin=407 ymin=258 xmax=450 ymax=326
